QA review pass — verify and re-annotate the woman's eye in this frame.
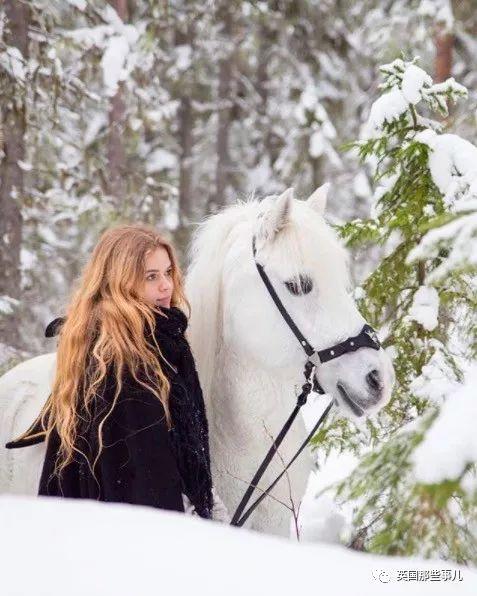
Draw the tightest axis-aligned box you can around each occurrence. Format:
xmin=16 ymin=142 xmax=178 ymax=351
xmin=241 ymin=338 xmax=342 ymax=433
xmin=285 ymin=275 xmax=313 ymax=296
xmin=146 ymin=270 xmax=172 ymax=281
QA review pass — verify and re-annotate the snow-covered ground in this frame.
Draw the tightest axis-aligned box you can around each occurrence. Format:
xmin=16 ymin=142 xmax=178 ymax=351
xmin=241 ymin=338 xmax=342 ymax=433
xmin=1 ymin=495 xmax=474 ymax=595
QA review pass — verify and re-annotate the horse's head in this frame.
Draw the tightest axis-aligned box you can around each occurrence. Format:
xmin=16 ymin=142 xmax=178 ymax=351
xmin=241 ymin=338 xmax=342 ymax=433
xmin=219 ymin=186 xmax=395 ymax=419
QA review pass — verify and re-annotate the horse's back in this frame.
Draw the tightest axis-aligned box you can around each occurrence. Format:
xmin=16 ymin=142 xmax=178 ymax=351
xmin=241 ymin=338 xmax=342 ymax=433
xmin=0 ymin=353 xmax=56 ymax=494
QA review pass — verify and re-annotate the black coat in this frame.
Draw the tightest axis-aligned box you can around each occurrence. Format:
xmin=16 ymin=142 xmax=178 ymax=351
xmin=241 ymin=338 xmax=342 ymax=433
xmin=6 ymin=307 xmax=214 ymax=518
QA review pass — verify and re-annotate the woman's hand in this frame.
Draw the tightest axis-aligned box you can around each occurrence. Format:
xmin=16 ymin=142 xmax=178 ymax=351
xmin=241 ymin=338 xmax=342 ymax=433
xmin=182 ymin=493 xmax=196 ymax=514
xmin=182 ymin=487 xmax=230 ymax=523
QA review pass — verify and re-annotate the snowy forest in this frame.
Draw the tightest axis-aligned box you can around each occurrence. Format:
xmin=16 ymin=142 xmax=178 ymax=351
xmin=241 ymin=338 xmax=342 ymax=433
xmin=1 ymin=0 xmax=477 ymax=585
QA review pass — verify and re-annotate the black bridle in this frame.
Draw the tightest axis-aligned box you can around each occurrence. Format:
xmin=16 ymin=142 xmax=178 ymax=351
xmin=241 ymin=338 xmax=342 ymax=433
xmin=230 ymin=237 xmax=381 ymax=527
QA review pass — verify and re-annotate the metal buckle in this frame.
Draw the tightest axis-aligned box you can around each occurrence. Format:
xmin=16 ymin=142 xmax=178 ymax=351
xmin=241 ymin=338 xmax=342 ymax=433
xmin=364 ymin=327 xmax=381 ymax=349
xmin=308 ymin=351 xmax=321 ymax=367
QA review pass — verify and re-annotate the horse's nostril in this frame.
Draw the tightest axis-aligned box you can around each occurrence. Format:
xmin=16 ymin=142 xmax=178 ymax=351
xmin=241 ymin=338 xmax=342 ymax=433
xmin=366 ymin=369 xmax=382 ymax=392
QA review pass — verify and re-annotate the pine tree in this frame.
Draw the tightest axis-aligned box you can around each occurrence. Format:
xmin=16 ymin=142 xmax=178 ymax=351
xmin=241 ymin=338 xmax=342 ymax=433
xmin=314 ymin=56 xmax=477 ymax=563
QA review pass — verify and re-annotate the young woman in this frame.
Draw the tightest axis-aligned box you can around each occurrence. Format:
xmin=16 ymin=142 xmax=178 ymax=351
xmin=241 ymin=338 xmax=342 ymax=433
xmin=6 ymin=224 xmax=227 ymax=521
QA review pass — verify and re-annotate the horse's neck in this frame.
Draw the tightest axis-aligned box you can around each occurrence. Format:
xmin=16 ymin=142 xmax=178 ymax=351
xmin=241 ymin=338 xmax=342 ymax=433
xmin=209 ymin=345 xmax=306 ymax=444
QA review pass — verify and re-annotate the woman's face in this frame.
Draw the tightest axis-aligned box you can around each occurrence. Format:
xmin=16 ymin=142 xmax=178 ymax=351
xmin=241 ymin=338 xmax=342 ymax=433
xmin=141 ymin=246 xmax=174 ymax=309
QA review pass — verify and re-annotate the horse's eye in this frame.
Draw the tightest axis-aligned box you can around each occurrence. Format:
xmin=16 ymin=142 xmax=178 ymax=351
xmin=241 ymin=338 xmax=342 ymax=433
xmin=285 ymin=275 xmax=313 ymax=296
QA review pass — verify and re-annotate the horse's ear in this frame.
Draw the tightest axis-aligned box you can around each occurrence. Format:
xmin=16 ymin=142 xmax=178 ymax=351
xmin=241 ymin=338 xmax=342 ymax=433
xmin=256 ymin=187 xmax=293 ymax=246
xmin=307 ymin=182 xmax=330 ymax=215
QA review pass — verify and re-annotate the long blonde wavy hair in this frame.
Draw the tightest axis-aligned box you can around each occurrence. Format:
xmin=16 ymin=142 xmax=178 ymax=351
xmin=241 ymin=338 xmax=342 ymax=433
xmin=36 ymin=224 xmax=189 ymax=475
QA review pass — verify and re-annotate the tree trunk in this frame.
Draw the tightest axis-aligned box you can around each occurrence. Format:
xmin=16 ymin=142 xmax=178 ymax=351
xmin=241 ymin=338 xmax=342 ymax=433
xmin=211 ymin=4 xmax=236 ymax=212
xmin=107 ymin=0 xmax=129 ymax=204
xmin=434 ymin=22 xmax=453 ymax=83
xmin=255 ymin=10 xmax=280 ymax=168
xmin=178 ymin=95 xmax=194 ymax=224
xmin=0 ymin=1 xmax=30 ymax=348
xmin=176 ymin=24 xmax=195 ymax=228
xmin=433 ymin=11 xmax=455 ymax=340
xmin=173 ymin=20 xmax=197 ymax=256
xmin=256 ymin=21 xmax=269 ymax=164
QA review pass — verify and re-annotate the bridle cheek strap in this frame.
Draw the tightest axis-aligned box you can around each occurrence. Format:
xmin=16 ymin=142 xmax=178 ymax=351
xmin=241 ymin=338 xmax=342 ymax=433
xmin=252 ymin=236 xmax=381 ymax=366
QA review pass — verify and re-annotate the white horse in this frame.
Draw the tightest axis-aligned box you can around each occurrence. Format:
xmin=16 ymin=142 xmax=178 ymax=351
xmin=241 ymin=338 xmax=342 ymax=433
xmin=0 ymin=185 xmax=395 ymax=536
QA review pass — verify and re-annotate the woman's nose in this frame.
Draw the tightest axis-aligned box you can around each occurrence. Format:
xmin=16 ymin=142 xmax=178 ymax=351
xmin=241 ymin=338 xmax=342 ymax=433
xmin=159 ymin=277 xmax=172 ymax=291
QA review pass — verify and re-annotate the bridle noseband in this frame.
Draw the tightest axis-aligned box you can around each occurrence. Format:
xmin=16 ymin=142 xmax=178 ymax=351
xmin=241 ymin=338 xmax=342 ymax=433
xmin=230 ymin=237 xmax=382 ymax=527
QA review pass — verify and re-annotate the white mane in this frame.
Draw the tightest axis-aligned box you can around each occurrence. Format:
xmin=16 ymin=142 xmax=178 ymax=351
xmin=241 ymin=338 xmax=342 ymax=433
xmin=185 ymin=200 xmax=260 ymax=404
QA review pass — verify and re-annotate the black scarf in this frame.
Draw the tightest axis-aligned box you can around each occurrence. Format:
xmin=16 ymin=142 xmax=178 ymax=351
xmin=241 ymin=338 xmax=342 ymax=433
xmin=145 ymin=306 xmax=214 ymax=518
